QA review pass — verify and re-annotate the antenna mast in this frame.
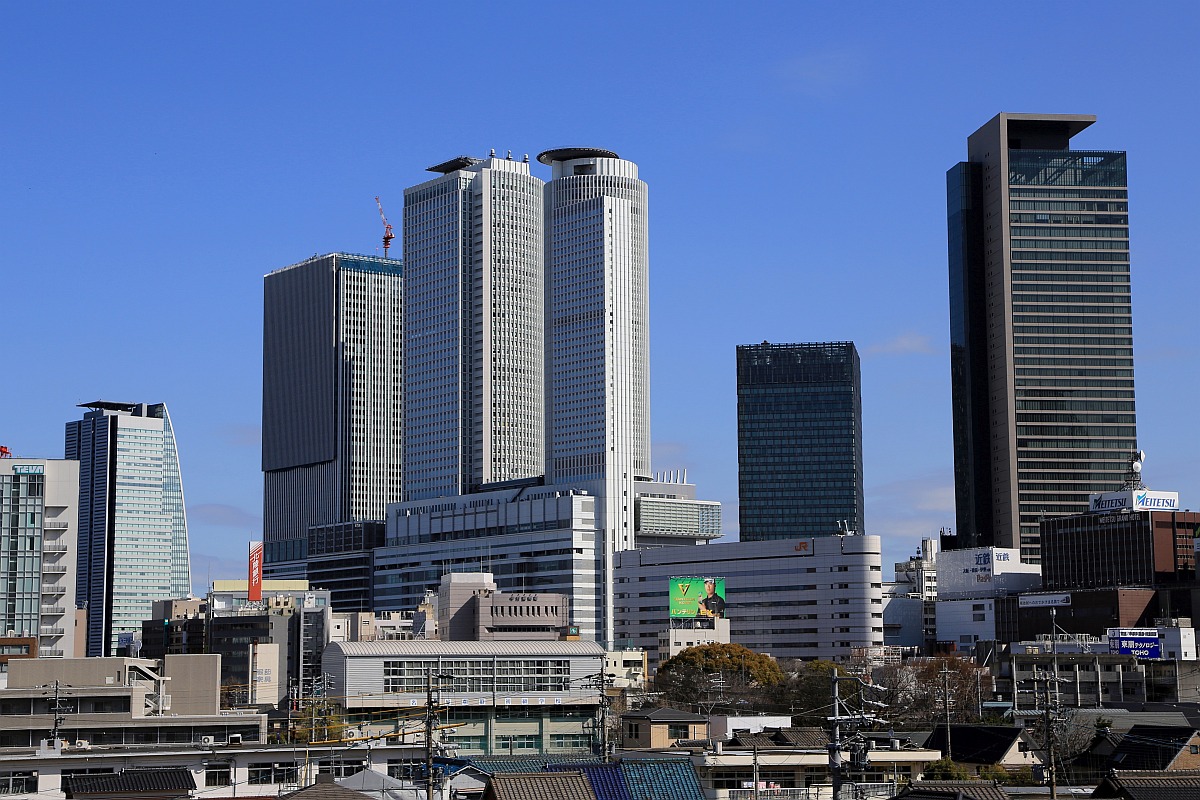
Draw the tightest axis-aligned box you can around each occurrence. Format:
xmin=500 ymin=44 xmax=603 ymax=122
xmin=375 ymin=196 xmax=395 ymax=260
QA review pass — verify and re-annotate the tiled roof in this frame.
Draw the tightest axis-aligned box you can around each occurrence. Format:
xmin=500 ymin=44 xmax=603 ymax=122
xmin=729 ymin=733 xmax=778 ymax=749
xmin=621 ymin=707 xmax=708 ymax=722
xmin=468 ymin=756 xmax=603 ymax=775
xmin=773 ymin=727 xmax=830 ymax=748
xmin=893 ymin=779 xmax=1009 ymax=800
xmin=922 ymin=725 xmax=1026 ymax=765
xmin=1092 ymin=768 xmax=1200 ymax=799
xmin=67 ymin=768 xmax=197 ymax=795
xmin=483 ymin=771 xmax=598 ymax=800
xmin=548 ymin=763 xmax=632 ymax=800
xmin=1106 ymin=725 xmax=1198 ymax=771
xmin=621 ymin=758 xmax=706 ymax=800
xmin=329 ymin=640 xmax=605 ymax=657
xmin=281 ymin=778 xmax=379 ymax=800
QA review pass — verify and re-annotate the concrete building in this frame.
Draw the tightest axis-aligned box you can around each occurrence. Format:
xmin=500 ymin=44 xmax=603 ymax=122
xmin=0 ymin=655 xmax=265 ymax=748
xmin=884 ymin=538 xmax=939 ymax=650
xmin=324 ymin=639 xmax=607 ymax=756
xmin=613 ymin=534 xmax=885 ymax=669
xmin=0 ymin=458 xmax=79 ymax=659
xmin=402 ymin=154 xmax=545 ymax=502
xmin=262 ymin=253 xmax=403 ymax=580
xmin=433 ymin=573 xmax=570 ymax=642
xmin=948 ymin=113 xmax=1137 ymax=559
xmin=66 ymin=401 xmax=191 ymax=656
xmin=934 ymin=546 xmax=1040 ymax=652
xmin=736 ymin=341 xmax=864 ymax=539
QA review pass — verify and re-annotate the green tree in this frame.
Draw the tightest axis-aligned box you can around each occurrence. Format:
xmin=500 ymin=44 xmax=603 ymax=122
xmin=655 ymin=644 xmax=783 ymax=707
xmin=762 ymin=659 xmax=843 ymax=723
xmin=921 ymin=757 xmax=971 ymax=781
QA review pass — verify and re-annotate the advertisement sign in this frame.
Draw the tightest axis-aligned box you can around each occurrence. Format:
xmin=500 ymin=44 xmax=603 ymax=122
xmin=1089 ymin=490 xmax=1180 ymax=513
xmin=1108 ymin=628 xmax=1161 ymax=659
xmin=669 ymin=576 xmax=727 ymax=618
xmin=1018 ymin=593 xmax=1072 ymax=608
xmin=248 ymin=541 xmax=264 ymax=602
xmin=12 ymin=464 xmax=44 ymax=475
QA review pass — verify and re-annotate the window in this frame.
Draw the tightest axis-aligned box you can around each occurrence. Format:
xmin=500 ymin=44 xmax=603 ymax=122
xmin=0 ymin=773 xmax=36 ymax=795
xmin=205 ymin=765 xmax=231 ymax=787
xmin=317 ymin=760 xmax=368 ymax=778
xmin=248 ymin=763 xmax=299 ymax=785
xmin=667 ymin=724 xmax=690 ymax=739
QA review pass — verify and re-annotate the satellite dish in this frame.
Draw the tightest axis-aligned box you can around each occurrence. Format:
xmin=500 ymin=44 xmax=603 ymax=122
xmin=1138 ymin=450 xmax=1147 ymax=463
xmin=1132 ymin=462 xmax=1142 ymax=473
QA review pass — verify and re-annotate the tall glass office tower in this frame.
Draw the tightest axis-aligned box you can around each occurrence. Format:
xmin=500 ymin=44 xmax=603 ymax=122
xmin=262 ymin=254 xmax=404 ymax=575
xmin=66 ymin=401 xmax=191 ymax=656
xmin=948 ymin=113 xmax=1136 ymax=560
xmin=402 ymin=154 xmax=545 ymax=501
xmin=736 ymin=342 xmax=864 ymax=539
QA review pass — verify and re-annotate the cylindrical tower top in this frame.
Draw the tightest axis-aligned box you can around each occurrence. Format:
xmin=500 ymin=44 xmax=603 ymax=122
xmin=536 ymin=147 xmax=619 ymax=165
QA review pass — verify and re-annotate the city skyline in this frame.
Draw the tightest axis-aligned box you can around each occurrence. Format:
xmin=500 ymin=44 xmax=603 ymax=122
xmin=4 ymin=4 xmax=1198 ymax=592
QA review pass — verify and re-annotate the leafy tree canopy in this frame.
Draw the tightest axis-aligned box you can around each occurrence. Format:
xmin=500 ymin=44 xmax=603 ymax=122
xmin=657 ymin=643 xmax=784 ymax=686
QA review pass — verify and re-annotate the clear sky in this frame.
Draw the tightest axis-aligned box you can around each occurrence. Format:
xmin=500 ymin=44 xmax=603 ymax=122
xmin=4 ymin=3 xmax=1198 ymax=594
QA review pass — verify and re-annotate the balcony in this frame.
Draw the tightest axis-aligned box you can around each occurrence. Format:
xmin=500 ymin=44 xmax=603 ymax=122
xmin=40 ymin=606 xmax=65 ymax=616
xmin=42 ymin=543 xmax=69 ymax=554
xmin=41 ymin=584 xmax=66 ymax=596
xmin=43 ymin=520 xmax=70 ymax=530
xmin=40 ymin=648 xmax=64 ymax=658
xmin=39 ymin=627 xmax=65 ymax=637
xmin=41 ymin=564 xmax=68 ymax=574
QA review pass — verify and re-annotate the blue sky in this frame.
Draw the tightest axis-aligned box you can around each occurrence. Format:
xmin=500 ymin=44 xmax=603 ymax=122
xmin=3 ymin=3 xmax=1198 ymax=593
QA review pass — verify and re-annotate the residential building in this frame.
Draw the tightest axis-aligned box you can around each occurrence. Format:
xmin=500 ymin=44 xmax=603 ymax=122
xmin=613 ymin=534 xmax=885 ymax=669
xmin=323 ymin=639 xmax=607 ymax=756
xmin=262 ymin=253 xmax=403 ymax=579
xmin=736 ymin=341 xmax=864 ymax=539
xmin=620 ymin=708 xmax=708 ymax=749
xmin=402 ymin=153 xmax=544 ymax=502
xmin=948 ymin=113 xmax=1137 ymax=559
xmin=0 ymin=458 xmax=79 ymax=659
xmin=922 ymin=725 xmax=1043 ymax=776
xmin=66 ymin=401 xmax=191 ymax=656
xmin=0 ymin=654 xmax=265 ymax=748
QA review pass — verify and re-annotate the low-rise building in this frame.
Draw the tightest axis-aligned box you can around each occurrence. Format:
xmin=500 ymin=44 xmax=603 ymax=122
xmin=324 ymin=639 xmax=607 ymax=757
xmin=620 ymin=708 xmax=708 ymax=748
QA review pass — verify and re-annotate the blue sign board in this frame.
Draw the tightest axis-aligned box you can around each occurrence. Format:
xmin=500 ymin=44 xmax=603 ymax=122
xmin=1109 ymin=631 xmax=1161 ymax=659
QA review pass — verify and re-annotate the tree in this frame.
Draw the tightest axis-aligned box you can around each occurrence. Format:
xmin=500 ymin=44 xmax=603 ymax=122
xmin=921 ymin=757 xmax=971 ymax=781
xmin=871 ymin=656 xmax=992 ymax=728
xmin=655 ymin=644 xmax=783 ymax=707
xmin=762 ymin=659 xmax=844 ymax=724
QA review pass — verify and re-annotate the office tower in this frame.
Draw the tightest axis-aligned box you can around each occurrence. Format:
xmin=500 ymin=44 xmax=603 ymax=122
xmin=0 ymin=458 xmax=80 ymax=658
xmin=948 ymin=114 xmax=1136 ymax=559
xmin=402 ymin=154 xmax=544 ymax=501
xmin=262 ymin=253 xmax=404 ymax=576
xmin=736 ymin=341 xmax=864 ymax=539
xmin=542 ymin=148 xmax=650 ymax=550
xmin=66 ymin=401 xmax=191 ymax=656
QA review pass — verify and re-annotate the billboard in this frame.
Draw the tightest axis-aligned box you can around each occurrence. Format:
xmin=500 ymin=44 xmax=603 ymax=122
xmin=1108 ymin=628 xmax=1161 ymax=659
xmin=669 ymin=576 xmax=727 ymax=618
xmin=248 ymin=541 xmax=264 ymax=602
xmin=1018 ymin=593 xmax=1072 ymax=608
xmin=1089 ymin=489 xmax=1180 ymax=513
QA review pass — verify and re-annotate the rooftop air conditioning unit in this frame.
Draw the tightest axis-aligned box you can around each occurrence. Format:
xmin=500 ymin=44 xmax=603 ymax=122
xmin=227 ymin=734 xmax=243 ymax=746
xmin=74 ymin=740 xmax=91 ymax=750
xmin=200 ymin=736 xmax=216 ymax=747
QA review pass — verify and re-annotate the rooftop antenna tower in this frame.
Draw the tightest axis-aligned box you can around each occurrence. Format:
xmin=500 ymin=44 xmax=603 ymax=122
xmin=375 ymin=196 xmax=395 ymax=260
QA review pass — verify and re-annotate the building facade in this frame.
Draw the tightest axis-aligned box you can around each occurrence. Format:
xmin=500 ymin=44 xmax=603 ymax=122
xmin=948 ymin=113 xmax=1137 ymax=559
xmin=1041 ymin=509 xmax=1199 ymax=591
xmin=262 ymin=253 xmax=403 ymax=577
xmin=66 ymin=402 xmax=190 ymax=656
xmin=736 ymin=342 xmax=864 ymax=539
xmin=0 ymin=459 xmax=79 ymax=659
xmin=613 ymin=535 xmax=884 ymax=669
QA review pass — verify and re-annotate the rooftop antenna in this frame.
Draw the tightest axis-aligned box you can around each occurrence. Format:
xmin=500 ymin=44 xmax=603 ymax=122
xmin=375 ymin=196 xmax=395 ymax=260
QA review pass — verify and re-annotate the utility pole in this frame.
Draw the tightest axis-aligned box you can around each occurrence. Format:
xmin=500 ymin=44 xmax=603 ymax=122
xmin=425 ymin=667 xmax=435 ymax=800
xmin=752 ymin=745 xmax=760 ymax=800
xmin=940 ymin=663 xmax=953 ymax=760
xmin=49 ymin=680 xmax=69 ymax=742
xmin=1021 ymin=666 xmax=1062 ymax=800
xmin=828 ymin=672 xmax=887 ymax=800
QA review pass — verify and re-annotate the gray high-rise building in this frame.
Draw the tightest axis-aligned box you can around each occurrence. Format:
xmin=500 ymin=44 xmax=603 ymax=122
xmin=66 ymin=401 xmax=191 ymax=656
xmin=262 ymin=253 xmax=403 ymax=575
xmin=402 ymin=154 xmax=545 ymax=501
xmin=736 ymin=342 xmax=864 ymax=540
xmin=948 ymin=113 xmax=1136 ymax=560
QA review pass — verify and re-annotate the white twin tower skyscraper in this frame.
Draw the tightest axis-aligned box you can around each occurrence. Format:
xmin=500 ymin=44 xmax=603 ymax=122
xmin=264 ymin=147 xmax=720 ymax=644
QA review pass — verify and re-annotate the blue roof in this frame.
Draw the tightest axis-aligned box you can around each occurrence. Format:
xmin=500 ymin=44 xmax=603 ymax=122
xmin=549 ymin=763 xmax=632 ymax=800
xmin=620 ymin=759 xmax=705 ymax=800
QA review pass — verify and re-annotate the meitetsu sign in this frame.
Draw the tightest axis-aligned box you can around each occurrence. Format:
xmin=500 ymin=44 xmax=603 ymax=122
xmin=1088 ymin=489 xmax=1180 ymax=513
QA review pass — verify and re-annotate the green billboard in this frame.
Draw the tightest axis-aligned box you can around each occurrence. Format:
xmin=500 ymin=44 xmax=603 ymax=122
xmin=669 ymin=576 xmax=727 ymax=618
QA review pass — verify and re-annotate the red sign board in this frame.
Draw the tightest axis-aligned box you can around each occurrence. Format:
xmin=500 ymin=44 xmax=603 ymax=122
xmin=248 ymin=541 xmax=263 ymax=602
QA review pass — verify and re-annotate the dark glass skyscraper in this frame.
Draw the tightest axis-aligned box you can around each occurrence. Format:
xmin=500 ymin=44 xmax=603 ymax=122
xmin=948 ymin=113 xmax=1136 ymax=560
xmin=736 ymin=342 xmax=864 ymax=540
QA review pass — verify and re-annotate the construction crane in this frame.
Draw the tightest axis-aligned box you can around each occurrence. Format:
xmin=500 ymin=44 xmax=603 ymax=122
xmin=375 ymin=196 xmax=395 ymax=260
